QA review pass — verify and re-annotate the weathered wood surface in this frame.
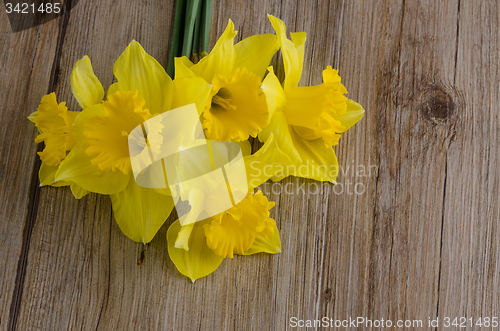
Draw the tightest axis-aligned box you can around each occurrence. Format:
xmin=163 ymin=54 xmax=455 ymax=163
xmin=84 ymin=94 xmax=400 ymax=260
xmin=0 ymin=0 xmax=499 ymax=330
xmin=0 ymin=7 xmax=63 ymax=331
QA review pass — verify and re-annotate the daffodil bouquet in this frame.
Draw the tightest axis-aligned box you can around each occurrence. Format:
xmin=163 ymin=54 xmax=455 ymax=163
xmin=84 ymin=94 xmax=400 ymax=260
xmin=28 ymin=15 xmax=363 ymax=282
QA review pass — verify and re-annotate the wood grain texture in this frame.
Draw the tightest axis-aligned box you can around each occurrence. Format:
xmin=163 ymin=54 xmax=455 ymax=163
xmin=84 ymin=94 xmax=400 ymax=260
xmin=0 ymin=0 xmax=499 ymax=330
xmin=0 ymin=10 xmax=63 ymax=331
xmin=319 ymin=0 xmax=460 ymax=323
xmin=14 ymin=0 xmax=177 ymax=329
xmin=438 ymin=0 xmax=500 ymax=321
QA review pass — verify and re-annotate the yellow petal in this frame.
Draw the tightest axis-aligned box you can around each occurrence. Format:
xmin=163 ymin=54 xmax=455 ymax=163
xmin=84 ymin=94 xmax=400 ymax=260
xmin=244 ymin=133 xmax=283 ymax=189
xmin=177 ymin=189 xmax=206 ymax=227
xmin=334 ymin=99 xmax=364 ymax=132
xmin=261 ymin=66 xmax=286 ymax=118
xmin=106 ymin=82 xmax=119 ymax=97
xmin=234 ymin=34 xmax=279 ymax=79
xmin=190 ymin=20 xmax=238 ymax=82
xmin=110 ymin=179 xmax=176 ymax=243
xmin=39 ymin=162 xmax=69 ymax=187
xmin=56 ymin=144 xmax=130 ymax=194
xmin=70 ymin=183 xmax=88 ymax=199
xmin=38 ymin=160 xmax=89 ymax=199
xmin=173 ymin=56 xmax=196 ymax=79
xmin=257 ymin=115 xmax=339 ymax=182
xmin=258 ymin=111 xmax=301 ymax=164
xmin=274 ymin=127 xmax=339 ymax=183
xmin=171 ymin=75 xmax=211 ymax=115
xmin=70 ymin=55 xmax=104 ymax=109
xmin=174 ymin=223 xmax=195 ymax=251
xmin=113 ymin=41 xmax=173 ymax=115
xmin=167 ymin=220 xmax=224 ymax=282
xmin=237 ymin=140 xmax=251 ymax=157
xmin=39 ymin=162 xmax=89 ymax=201
xmin=240 ymin=220 xmax=281 ymax=255
xmin=39 ymin=163 xmax=57 ymax=186
xmin=268 ymin=15 xmax=306 ymax=90
xmin=290 ymin=31 xmax=306 ymax=78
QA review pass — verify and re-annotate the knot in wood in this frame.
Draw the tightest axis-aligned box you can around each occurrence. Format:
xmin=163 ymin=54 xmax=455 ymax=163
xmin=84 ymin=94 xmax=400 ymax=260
xmin=419 ymin=86 xmax=455 ymax=123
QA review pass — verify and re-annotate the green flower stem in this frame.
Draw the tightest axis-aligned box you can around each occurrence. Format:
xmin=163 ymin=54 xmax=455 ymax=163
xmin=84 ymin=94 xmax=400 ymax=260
xmin=192 ymin=0 xmax=203 ymax=62
xmin=167 ymin=0 xmax=187 ymax=77
xmin=181 ymin=0 xmax=201 ymax=59
xmin=200 ymin=0 xmax=213 ymax=57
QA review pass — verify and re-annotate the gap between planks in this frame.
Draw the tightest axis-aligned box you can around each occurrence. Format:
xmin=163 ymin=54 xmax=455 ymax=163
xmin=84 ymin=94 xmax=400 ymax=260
xmin=7 ymin=1 xmax=73 ymax=330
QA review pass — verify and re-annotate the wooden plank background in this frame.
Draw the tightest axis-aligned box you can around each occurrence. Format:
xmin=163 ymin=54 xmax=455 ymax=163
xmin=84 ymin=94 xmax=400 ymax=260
xmin=1 ymin=0 xmax=499 ymax=330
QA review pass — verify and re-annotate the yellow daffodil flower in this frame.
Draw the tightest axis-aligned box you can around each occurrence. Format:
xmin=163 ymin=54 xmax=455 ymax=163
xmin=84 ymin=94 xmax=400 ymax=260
xmin=167 ymin=189 xmax=280 ymax=282
xmin=53 ymin=41 xmax=201 ymax=243
xmin=255 ymin=15 xmax=365 ymax=183
xmin=29 ymin=55 xmax=109 ymax=198
xmin=28 ymin=92 xmax=88 ymax=198
xmin=174 ymin=20 xmax=279 ymax=141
